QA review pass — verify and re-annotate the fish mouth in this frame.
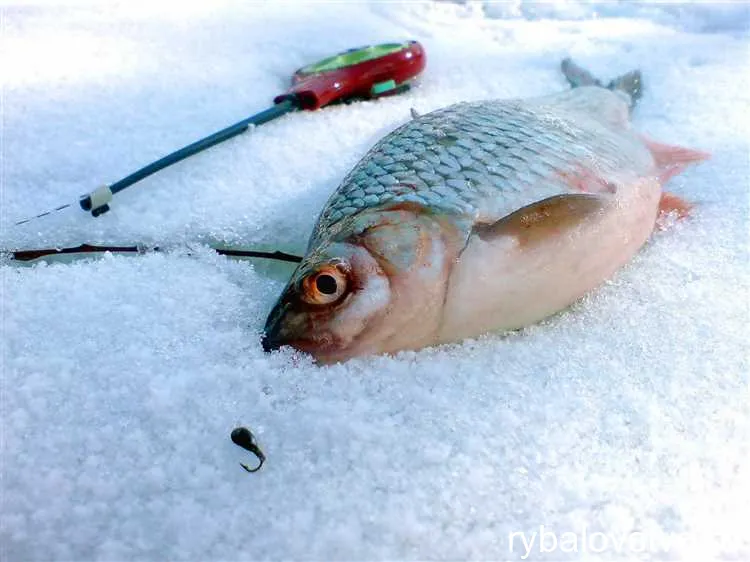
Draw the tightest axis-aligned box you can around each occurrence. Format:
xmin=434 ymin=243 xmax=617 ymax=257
xmin=261 ymin=300 xmax=293 ymax=353
xmin=260 ymin=331 xmax=278 ymax=353
xmin=261 ymin=303 xmax=284 ymax=352
xmin=261 ymin=303 xmax=344 ymax=359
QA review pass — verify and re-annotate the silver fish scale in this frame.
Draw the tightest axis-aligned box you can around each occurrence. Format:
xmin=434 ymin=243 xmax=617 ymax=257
xmin=310 ymin=89 xmax=653 ymax=245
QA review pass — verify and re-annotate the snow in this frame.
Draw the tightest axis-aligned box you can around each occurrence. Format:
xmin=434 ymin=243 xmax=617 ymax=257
xmin=1 ymin=1 xmax=749 ymax=560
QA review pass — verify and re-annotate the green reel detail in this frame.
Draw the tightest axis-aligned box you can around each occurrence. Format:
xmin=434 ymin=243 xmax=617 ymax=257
xmin=299 ymin=42 xmax=411 ymax=75
xmin=370 ymin=79 xmax=397 ymax=95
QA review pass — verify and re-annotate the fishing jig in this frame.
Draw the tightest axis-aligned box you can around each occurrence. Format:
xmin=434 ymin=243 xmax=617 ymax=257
xmin=231 ymin=427 xmax=266 ymax=473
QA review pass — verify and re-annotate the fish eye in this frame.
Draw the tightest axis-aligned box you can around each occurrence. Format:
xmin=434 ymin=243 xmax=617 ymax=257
xmin=301 ymin=265 xmax=349 ymax=305
xmin=315 ymin=274 xmax=338 ymax=295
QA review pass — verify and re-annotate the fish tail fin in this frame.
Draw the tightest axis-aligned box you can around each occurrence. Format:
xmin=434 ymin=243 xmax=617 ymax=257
xmin=606 ymin=70 xmax=643 ymax=109
xmin=561 ymin=58 xmax=602 ymax=88
xmin=561 ymin=58 xmax=643 ymax=110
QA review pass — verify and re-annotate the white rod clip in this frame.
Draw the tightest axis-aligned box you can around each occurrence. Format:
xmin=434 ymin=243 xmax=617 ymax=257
xmin=80 ymin=185 xmax=114 ymax=217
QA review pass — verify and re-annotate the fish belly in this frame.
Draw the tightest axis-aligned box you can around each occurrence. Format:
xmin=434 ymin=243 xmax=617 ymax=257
xmin=437 ymin=177 xmax=661 ymax=343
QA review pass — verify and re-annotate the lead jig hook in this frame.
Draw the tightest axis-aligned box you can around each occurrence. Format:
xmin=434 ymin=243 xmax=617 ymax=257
xmin=231 ymin=427 xmax=266 ymax=473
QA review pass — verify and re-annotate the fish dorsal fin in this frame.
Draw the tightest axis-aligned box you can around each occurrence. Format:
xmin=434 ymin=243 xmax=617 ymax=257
xmin=474 ymin=193 xmax=608 ymax=247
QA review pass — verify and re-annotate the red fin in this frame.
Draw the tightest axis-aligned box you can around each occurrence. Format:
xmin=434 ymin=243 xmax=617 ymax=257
xmin=641 ymin=136 xmax=710 ymax=183
xmin=656 ymin=192 xmax=693 ymax=230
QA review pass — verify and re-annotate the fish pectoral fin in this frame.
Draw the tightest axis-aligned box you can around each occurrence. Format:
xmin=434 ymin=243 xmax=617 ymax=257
xmin=473 ymin=193 xmax=608 ymax=247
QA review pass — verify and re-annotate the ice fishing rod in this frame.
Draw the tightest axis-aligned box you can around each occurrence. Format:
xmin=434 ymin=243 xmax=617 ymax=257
xmin=15 ymin=40 xmax=426 ymax=225
xmin=6 ymin=243 xmax=303 ymax=264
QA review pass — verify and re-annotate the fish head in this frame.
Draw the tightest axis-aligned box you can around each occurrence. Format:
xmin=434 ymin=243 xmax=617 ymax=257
xmin=261 ymin=204 xmax=466 ymax=363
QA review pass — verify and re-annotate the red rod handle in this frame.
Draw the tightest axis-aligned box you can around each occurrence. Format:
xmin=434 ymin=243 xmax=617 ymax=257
xmin=275 ymin=40 xmax=426 ymax=110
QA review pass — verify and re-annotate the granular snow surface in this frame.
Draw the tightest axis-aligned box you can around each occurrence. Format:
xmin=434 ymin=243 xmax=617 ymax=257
xmin=1 ymin=2 xmax=748 ymax=560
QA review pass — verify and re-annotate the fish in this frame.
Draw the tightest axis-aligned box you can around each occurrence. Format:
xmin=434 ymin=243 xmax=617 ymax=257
xmin=261 ymin=58 xmax=709 ymax=364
